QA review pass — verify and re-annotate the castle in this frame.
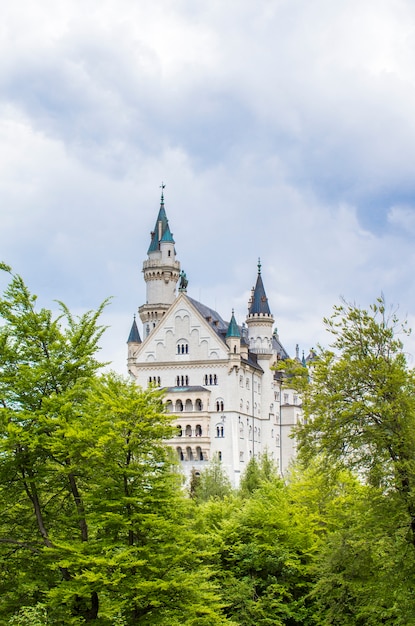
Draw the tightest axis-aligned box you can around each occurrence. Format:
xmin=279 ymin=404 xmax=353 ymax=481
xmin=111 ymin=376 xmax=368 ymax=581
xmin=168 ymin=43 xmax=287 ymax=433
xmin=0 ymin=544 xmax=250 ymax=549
xmin=127 ymin=190 xmax=303 ymax=486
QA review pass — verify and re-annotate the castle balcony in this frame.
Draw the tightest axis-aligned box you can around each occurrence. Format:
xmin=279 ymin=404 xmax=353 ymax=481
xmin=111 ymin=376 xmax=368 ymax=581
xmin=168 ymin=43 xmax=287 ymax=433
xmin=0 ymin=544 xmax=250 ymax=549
xmin=169 ymin=434 xmax=210 ymax=445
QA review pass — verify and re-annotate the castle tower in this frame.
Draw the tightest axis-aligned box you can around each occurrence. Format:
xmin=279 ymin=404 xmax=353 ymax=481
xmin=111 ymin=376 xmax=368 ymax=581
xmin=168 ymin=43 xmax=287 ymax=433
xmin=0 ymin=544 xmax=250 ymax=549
xmin=138 ymin=187 xmax=181 ymax=337
xmin=246 ymin=259 xmax=274 ymax=355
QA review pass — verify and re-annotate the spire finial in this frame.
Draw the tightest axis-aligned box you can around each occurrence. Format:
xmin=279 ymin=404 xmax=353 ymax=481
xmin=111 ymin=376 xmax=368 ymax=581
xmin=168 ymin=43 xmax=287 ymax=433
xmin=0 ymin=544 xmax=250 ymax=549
xmin=257 ymin=257 xmax=261 ymax=275
xmin=160 ymin=182 xmax=166 ymax=204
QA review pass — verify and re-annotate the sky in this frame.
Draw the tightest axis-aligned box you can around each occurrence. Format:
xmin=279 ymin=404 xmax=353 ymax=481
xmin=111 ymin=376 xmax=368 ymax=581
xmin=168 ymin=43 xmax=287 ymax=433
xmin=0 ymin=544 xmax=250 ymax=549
xmin=1 ymin=0 xmax=415 ymax=373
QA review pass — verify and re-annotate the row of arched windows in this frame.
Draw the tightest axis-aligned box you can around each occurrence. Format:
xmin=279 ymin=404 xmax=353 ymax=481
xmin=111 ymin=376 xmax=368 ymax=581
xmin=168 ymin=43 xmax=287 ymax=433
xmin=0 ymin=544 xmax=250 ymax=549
xmin=177 ymin=446 xmax=204 ymax=461
xmin=166 ymin=399 xmax=203 ymax=412
xmin=177 ymin=424 xmax=203 ymax=437
xmin=177 ymin=343 xmax=189 ymax=354
xmin=148 ymin=376 xmax=161 ymax=385
xmin=204 ymin=374 xmax=218 ymax=385
xmin=176 ymin=375 xmax=189 ymax=387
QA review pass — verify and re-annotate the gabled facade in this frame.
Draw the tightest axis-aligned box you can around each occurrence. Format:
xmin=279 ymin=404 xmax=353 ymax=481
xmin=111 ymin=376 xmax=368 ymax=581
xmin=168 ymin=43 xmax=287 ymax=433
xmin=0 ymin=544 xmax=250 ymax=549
xmin=127 ymin=193 xmax=303 ymax=486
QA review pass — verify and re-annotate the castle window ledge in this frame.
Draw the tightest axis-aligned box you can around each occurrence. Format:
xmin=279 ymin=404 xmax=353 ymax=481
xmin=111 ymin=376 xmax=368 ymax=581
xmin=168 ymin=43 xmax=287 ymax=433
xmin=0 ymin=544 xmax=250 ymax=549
xmin=169 ymin=436 xmax=210 ymax=444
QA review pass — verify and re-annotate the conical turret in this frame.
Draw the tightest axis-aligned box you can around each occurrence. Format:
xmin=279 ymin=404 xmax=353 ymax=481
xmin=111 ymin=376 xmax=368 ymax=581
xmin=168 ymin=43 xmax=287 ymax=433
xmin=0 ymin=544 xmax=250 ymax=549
xmin=246 ymin=259 xmax=274 ymax=355
xmin=127 ymin=315 xmax=141 ymax=364
xmin=226 ymin=309 xmax=241 ymax=359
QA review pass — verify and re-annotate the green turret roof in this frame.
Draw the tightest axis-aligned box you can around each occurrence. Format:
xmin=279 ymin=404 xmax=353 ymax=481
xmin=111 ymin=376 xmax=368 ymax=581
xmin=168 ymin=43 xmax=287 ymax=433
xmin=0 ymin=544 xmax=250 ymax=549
xmin=160 ymin=222 xmax=174 ymax=243
xmin=147 ymin=188 xmax=175 ymax=253
xmin=226 ymin=309 xmax=241 ymax=338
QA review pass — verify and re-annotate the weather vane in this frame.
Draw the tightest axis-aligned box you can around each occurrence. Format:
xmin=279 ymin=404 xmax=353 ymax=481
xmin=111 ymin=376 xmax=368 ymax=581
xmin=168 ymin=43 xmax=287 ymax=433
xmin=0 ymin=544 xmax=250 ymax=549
xmin=160 ymin=181 xmax=166 ymax=202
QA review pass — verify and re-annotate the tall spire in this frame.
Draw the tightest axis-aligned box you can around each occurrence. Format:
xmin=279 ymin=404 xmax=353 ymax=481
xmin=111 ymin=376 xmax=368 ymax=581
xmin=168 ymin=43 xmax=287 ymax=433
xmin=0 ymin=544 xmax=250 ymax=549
xmin=248 ymin=258 xmax=271 ymax=316
xmin=147 ymin=183 xmax=175 ymax=253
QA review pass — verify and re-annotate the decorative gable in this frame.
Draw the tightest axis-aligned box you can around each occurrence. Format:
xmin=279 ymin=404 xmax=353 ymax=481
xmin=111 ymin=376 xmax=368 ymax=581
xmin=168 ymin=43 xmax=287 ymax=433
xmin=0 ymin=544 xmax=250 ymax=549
xmin=132 ymin=294 xmax=230 ymax=365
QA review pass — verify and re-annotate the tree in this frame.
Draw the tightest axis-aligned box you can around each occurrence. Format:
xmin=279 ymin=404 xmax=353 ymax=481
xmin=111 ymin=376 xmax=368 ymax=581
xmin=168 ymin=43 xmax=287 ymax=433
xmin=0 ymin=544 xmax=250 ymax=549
xmin=192 ymin=454 xmax=233 ymax=502
xmin=210 ymin=478 xmax=317 ymax=625
xmin=296 ymin=297 xmax=415 ymax=545
xmin=239 ymin=452 xmax=280 ymax=497
xmin=289 ymin=297 xmax=415 ymax=623
xmin=0 ymin=262 xmax=108 ymax=621
xmin=0 ymin=265 xmax=232 ymax=625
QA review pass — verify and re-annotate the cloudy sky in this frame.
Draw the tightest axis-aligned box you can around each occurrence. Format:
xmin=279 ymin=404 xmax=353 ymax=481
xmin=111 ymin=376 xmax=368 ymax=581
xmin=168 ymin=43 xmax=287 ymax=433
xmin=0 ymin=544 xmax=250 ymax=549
xmin=1 ymin=0 xmax=415 ymax=372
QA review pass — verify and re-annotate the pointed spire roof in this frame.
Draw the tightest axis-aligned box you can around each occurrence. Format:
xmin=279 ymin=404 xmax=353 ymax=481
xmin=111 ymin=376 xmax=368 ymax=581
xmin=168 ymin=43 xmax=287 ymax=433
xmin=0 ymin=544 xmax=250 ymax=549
xmin=147 ymin=184 xmax=175 ymax=253
xmin=127 ymin=316 xmax=141 ymax=344
xmin=248 ymin=259 xmax=271 ymax=316
xmin=160 ymin=222 xmax=174 ymax=243
xmin=226 ymin=309 xmax=241 ymax=338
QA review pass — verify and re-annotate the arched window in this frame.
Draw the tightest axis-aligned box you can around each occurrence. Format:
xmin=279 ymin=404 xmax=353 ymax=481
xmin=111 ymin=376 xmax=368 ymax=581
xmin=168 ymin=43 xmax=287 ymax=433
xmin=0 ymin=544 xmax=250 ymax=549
xmin=176 ymin=376 xmax=180 ymax=386
xmin=196 ymin=399 xmax=202 ymax=411
xmin=204 ymin=374 xmax=208 ymax=385
xmin=176 ymin=400 xmax=183 ymax=412
xmin=218 ymin=451 xmax=222 ymax=461
xmin=177 ymin=425 xmax=183 ymax=437
xmin=165 ymin=400 xmax=173 ymax=412
xmin=196 ymin=446 xmax=203 ymax=460
xmin=185 ymin=424 xmax=192 ymax=436
xmin=195 ymin=424 xmax=202 ymax=436
xmin=185 ymin=399 xmax=193 ymax=412
xmin=177 ymin=447 xmax=184 ymax=461
xmin=186 ymin=446 xmax=193 ymax=461
xmin=177 ymin=341 xmax=189 ymax=355
xmin=214 ymin=374 xmax=217 ymax=384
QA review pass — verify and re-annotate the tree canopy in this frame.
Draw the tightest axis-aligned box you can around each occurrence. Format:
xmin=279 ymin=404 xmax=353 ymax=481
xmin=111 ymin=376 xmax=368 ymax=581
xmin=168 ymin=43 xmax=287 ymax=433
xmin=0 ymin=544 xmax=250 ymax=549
xmin=2 ymin=264 xmax=415 ymax=625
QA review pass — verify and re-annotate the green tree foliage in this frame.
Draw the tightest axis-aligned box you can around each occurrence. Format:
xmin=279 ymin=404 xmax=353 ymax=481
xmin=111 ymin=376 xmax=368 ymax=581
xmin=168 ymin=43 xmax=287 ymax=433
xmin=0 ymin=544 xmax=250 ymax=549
xmin=192 ymin=453 xmax=233 ymax=502
xmin=239 ymin=452 xmax=280 ymax=497
xmin=291 ymin=297 xmax=415 ymax=623
xmin=297 ymin=297 xmax=415 ymax=539
xmin=198 ymin=477 xmax=318 ymax=626
xmin=0 ymin=265 xmax=231 ymax=625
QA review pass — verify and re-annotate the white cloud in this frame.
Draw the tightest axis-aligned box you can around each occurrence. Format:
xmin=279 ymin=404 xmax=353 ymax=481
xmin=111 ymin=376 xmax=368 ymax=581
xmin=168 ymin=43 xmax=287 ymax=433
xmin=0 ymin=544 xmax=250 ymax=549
xmin=1 ymin=0 xmax=415 ymax=370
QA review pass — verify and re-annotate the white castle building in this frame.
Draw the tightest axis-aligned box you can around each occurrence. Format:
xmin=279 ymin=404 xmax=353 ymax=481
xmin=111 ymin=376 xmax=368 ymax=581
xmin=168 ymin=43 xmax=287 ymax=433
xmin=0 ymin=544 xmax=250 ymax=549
xmin=127 ymin=190 xmax=304 ymax=487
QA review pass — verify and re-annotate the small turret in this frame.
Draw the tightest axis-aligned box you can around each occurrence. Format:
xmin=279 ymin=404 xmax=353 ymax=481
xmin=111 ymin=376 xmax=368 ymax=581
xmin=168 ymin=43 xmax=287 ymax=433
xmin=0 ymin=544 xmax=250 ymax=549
xmin=127 ymin=315 xmax=141 ymax=364
xmin=226 ymin=309 xmax=241 ymax=358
